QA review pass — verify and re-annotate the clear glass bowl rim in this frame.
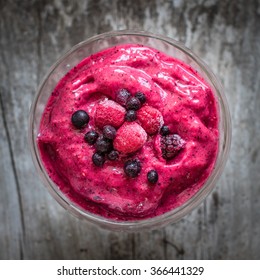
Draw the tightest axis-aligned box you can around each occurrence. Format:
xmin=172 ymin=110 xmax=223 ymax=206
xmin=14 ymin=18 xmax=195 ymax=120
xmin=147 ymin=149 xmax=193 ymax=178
xmin=29 ymin=30 xmax=232 ymax=231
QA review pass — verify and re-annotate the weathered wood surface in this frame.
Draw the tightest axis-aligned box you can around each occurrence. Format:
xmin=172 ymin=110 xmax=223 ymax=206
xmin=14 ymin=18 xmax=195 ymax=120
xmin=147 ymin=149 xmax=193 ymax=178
xmin=0 ymin=0 xmax=259 ymax=259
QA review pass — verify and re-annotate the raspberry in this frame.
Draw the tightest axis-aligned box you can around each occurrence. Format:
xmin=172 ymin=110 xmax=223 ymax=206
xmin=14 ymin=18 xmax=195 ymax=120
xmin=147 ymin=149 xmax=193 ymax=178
xmin=95 ymin=100 xmax=126 ymax=129
xmin=137 ymin=105 xmax=163 ymax=135
xmin=113 ymin=122 xmax=147 ymax=154
xmin=161 ymin=134 xmax=185 ymax=160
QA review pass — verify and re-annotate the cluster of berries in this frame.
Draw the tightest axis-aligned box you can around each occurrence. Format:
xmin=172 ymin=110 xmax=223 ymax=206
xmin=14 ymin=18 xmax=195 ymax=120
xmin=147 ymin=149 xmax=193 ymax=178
xmin=71 ymin=110 xmax=118 ymax=167
xmin=71 ymin=88 xmax=185 ymax=184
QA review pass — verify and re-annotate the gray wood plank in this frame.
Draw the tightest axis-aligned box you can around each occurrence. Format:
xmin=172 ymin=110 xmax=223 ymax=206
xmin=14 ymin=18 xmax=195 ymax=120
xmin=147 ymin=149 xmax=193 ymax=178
xmin=0 ymin=0 xmax=136 ymax=260
xmin=0 ymin=95 xmax=24 ymax=259
xmin=0 ymin=0 xmax=50 ymax=259
xmin=0 ymin=0 xmax=259 ymax=260
xmin=163 ymin=0 xmax=260 ymax=260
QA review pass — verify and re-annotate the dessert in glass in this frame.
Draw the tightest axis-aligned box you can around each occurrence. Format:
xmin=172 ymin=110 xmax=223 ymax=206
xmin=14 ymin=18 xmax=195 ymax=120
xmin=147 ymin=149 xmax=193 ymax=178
xmin=29 ymin=30 xmax=231 ymax=231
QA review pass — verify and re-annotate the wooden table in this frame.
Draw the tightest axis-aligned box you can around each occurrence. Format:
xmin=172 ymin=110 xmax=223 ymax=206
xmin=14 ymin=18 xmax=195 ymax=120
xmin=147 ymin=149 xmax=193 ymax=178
xmin=1 ymin=0 xmax=259 ymax=259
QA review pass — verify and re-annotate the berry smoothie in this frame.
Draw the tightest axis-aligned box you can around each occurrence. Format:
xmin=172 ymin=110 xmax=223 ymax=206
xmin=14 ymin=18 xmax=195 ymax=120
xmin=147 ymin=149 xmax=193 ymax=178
xmin=38 ymin=44 xmax=219 ymax=220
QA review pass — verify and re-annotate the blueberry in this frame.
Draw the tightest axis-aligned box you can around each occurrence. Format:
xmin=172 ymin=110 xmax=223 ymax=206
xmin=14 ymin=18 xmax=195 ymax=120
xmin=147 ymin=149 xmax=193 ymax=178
xmin=160 ymin=125 xmax=170 ymax=136
xmin=124 ymin=159 xmax=141 ymax=178
xmin=126 ymin=97 xmax=141 ymax=111
xmin=135 ymin=91 xmax=146 ymax=104
xmin=84 ymin=131 xmax=99 ymax=145
xmin=92 ymin=152 xmax=105 ymax=167
xmin=71 ymin=110 xmax=89 ymax=128
xmin=115 ymin=89 xmax=131 ymax=106
xmin=147 ymin=170 xmax=158 ymax=184
xmin=103 ymin=125 xmax=116 ymax=140
xmin=125 ymin=110 xmax=137 ymax=122
xmin=107 ymin=150 xmax=119 ymax=161
xmin=95 ymin=136 xmax=113 ymax=153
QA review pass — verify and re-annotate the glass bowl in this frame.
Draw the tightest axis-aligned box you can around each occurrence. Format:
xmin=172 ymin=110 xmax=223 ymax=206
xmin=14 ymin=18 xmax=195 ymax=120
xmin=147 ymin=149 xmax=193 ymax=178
xmin=29 ymin=30 xmax=231 ymax=231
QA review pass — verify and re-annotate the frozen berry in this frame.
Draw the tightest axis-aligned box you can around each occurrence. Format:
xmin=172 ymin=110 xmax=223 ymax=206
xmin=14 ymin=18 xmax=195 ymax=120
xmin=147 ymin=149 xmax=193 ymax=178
xmin=103 ymin=125 xmax=116 ymax=140
xmin=92 ymin=152 xmax=105 ymax=167
xmin=95 ymin=136 xmax=113 ymax=153
xmin=135 ymin=91 xmax=146 ymax=104
xmin=137 ymin=105 xmax=163 ymax=135
xmin=115 ymin=88 xmax=131 ymax=106
xmin=95 ymin=100 xmax=126 ymax=129
xmin=84 ymin=130 xmax=99 ymax=145
xmin=126 ymin=97 xmax=141 ymax=110
xmin=161 ymin=134 xmax=185 ymax=160
xmin=125 ymin=110 xmax=137 ymax=122
xmin=107 ymin=150 xmax=119 ymax=161
xmin=71 ymin=110 xmax=89 ymax=128
xmin=124 ymin=159 xmax=141 ymax=178
xmin=114 ymin=122 xmax=147 ymax=154
xmin=160 ymin=125 xmax=170 ymax=136
xmin=147 ymin=170 xmax=158 ymax=184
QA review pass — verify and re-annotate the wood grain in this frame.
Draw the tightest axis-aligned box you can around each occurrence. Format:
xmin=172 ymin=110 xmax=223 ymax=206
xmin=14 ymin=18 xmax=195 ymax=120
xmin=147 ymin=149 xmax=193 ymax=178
xmin=0 ymin=0 xmax=259 ymax=259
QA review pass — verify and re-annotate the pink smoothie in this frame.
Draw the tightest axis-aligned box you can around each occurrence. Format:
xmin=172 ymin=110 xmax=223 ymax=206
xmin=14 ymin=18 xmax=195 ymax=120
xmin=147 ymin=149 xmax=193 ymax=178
xmin=38 ymin=44 xmax=219 ymax=220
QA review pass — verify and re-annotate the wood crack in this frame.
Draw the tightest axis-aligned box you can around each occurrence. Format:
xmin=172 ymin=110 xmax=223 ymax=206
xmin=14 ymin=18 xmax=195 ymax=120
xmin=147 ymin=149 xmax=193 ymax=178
xmin=163 ymin=238 xmax=185 ymax=257
xmin=131 ymin=233 xmax=136 ymax=259
xmin=36 ymin=2 xmax=42 ymax=85
xmin=0 ymin=93 xmax=25 ymax=259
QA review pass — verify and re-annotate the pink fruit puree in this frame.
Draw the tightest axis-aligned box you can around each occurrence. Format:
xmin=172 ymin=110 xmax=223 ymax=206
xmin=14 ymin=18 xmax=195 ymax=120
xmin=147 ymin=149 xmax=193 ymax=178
xmin=38 ymin=44 xmax=219 ymax=220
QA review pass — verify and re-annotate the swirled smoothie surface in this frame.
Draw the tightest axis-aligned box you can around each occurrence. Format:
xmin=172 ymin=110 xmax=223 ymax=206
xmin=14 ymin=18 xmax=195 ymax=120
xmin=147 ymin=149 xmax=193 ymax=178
xmin=38 ymin=44 xmax=219 ymax=220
